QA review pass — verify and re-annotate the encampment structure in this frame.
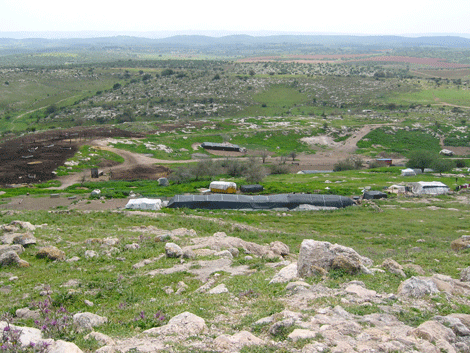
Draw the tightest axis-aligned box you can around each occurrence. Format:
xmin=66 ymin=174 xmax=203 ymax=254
xmin=167 ymin=193 xmax=354 ymax=210
xmin=125 ymin=198 xmax=162 ymax=210
xmin=201 ymin=142 xmax=246 ymax=152
xmin=209 ymin=181 xmax=237 ymax=194
xmin=409 ymin=181 xmax=450 ymax=195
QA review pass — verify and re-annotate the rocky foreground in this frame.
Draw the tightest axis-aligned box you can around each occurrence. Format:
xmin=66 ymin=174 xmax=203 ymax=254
xmin=2 ymin=220 xmax=470 ymax=352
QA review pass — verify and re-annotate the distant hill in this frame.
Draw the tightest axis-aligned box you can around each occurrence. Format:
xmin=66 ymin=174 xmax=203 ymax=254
xmin=1 ymin=34 xmax=470 ymax=49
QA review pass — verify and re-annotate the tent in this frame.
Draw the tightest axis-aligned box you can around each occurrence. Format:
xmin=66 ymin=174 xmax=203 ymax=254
xmin=401 ymin=168 xmax=416 ymax=176
xmin=125 ymin=198 xmax=162 ymax=211
xmin=410 ymin=181 xmax=450 ymax=195
xmin=167 ymin=193 xmax=355 ymax=210
xmin=209 ymin=181 xmax=237 ymax=194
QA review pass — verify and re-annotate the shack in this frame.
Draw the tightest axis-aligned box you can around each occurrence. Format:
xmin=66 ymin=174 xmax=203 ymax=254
xmin=410 ymin=181 xmax=450 ymax=195
xmin=167 ymin=193 xmax=354 ymax=210
xmin=209 ymin=181 xmax=237 ymax=194
xmin=201 ymin=142 xmax=246 ymax=153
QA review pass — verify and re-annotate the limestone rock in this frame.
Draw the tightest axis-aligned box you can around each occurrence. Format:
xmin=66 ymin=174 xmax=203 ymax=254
xmin=288 ymin=328 xmax=318 ymax=341
xmin=0 ymin=244 xmax=24 ymax=256
xmin=269 ymin=318 xmax=296 ymax=336
xmin=269 ymin=263 xmax=298 ymax=284
xmin=215 ymin=250 xmax=233 ymax=259
xmin=397 ymin=276 xmax=439 ymax=298
xmin=48 ymin=340 xmax=84 ymax=353
xmin=410 ymin=320 xmax=456 ymax=343
xmin=144 ymin=311 xmax=207 ymax=338
xmin=0 ymin=250 xmax=21 ymax=267
xmin=208 ymin=284 xmax=229 ymax=294
xmin=84 ymin=331 xmax=116 ymax=346
xmin=382 ymin=258 xmax=406 ymax=278
xmin=297 ymin=239 xmax=372 ymax=277
xmin=36 ymin=246 xmax=65 ymax=261
xmin=332 ymin=254 xmax=362 ymax=274
xmin=461 ymin=267 xmax=470 ymax=282
xmin=270 ymin=241 xmax=290 ymax=256
xmin=12 ymin=232 xmax=36 ymax=246
xmin=452 ymin=236 xmax=470 ymax=251
xmin=344 ymin=283 xmax=377 ymax=300
xmin=16 ymin=307 xmax=41 ymax=321
xmin=214 ymin=331 xmax=264 ymax=350
xmin=10 ymin=220 xmax=36 ymax=232
xmin=73 ymin=312 xmax=108 ymax=330
xmin=165 ymin=242 xmax=183 ymax=258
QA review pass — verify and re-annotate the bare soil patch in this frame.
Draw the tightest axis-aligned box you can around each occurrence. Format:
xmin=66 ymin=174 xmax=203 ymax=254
xmin=0 ymin=127 xmax=144 ymax=187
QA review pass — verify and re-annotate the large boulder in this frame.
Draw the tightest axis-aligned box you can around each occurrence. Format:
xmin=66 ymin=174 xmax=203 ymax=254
xmin=297 ymin=240 xmax=372 ymax=277
xmin=0 ymin=244 xmax=24 ymax=256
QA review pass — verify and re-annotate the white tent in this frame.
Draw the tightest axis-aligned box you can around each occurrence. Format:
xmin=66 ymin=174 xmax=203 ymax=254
xmin=401 ymin=168 xmax=416 ymax=176
xmin=410 ymin=181 xmax=450 ymax=195
xmin=125 ymin=198 xmax=162 ymax=210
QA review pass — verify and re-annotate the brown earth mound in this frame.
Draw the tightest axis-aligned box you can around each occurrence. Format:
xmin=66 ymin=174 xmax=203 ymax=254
xmin=110 ymin=165 xmax=171 ymax=181
xmin=0 ymin=127 xmax=144 ymax=186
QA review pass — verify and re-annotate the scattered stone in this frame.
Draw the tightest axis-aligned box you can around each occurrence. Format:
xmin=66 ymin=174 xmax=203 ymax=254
xmin=66 ymin=256 xmax=80 ymax=262
xmin=84 ymin=300 xmax=94 ymax=307
xmin=73 ymin=312 xmax=108 ymax=330
xmin=102 ymin=237 xmax=119 ymax=246
xmin=175 ymin=281 xmax=188 ymax=295
xmin=208 ymin=284 xmax=229 ymax=294
xmin=269 ymin=263 xmax=298 ymax=284
xmin=125 ymin=243 xmax=140 ymax=250
xmin=403 ymin=263 xmax=426 ymax=276
xmin=165 ymin=242 xmax=183 ymax=258
xmin=382 ymin=258 xmax=406 ymax=278
xmin=84 ymin=250 xmax=98 ymax=259
xmin=410 ymin=320 xmax=456 ymax=343
xmin=182 ymin=249 xmax=196 ymax=259
xmin=228 ymin=247 xmax=239 ymax=257
xmin=269 ymin=318 xmax=296 ymax=336
xmin=36 ymin=246 xmax=65 ymax=261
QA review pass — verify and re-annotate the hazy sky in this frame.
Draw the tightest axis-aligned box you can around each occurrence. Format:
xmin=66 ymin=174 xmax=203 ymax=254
xmin=1 ymin=0 xmax=469 ymax=37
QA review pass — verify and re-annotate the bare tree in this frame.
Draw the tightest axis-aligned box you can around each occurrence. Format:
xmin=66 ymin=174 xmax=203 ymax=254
xmin=289 ymin=151 xmax=297 ymax=161
xmin=260 ymin=149 xmax=269 ymax=163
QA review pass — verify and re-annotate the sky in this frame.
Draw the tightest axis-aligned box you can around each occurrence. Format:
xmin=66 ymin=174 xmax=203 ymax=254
xmin=1 ymin=0 xmax=469 ymax=38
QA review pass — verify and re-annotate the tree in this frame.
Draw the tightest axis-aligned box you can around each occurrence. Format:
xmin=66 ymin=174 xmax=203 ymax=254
xmin=260 ymin=150 xmax=269 ymax=163
xmin=405 ymin=150 xmax=436 ymax=172
xmin=243 ymin=158 xmax=266 ymax=184
xmin=431 ymin=158 xmax=454 ymax=176
xmin=113 ymin=83 xmax=121 ymax=90
xmin=249 ymin=69 xmax=255 ymax=76
xmin=289 ymin=151 xmax=297 ymax=161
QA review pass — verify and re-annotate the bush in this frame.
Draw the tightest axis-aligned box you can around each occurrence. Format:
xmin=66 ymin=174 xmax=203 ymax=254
xmin=333 ymin=157 xmax=363 ymax=172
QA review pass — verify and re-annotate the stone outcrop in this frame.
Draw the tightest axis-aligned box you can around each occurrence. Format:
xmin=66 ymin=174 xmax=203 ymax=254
xmin=72 ymin=312 xmax=108 ymax=330
xmin=143 ymin=312 xmax=208 ymax=337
